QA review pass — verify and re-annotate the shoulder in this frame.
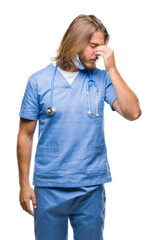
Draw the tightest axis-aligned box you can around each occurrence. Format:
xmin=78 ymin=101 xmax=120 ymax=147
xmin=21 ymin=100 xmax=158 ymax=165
xmin=28 ymin=63 xmax=53 ymax=84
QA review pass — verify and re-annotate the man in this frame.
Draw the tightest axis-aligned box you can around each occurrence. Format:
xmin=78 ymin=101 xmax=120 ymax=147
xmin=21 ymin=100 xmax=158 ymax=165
xmin=17 ymin=14 xmax=141 ymax=240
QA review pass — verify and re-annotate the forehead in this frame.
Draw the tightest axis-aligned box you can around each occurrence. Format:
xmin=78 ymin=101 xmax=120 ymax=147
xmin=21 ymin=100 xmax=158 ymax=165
xmin=89 ymin=31 xmax=104 ymax=45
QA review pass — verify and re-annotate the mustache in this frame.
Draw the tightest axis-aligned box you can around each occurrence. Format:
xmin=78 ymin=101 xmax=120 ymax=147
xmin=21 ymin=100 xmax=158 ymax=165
xmin=91 ymin=57 xmax=98 ymax=60
xmin=81 ymin=56 xmax=99 ymax=62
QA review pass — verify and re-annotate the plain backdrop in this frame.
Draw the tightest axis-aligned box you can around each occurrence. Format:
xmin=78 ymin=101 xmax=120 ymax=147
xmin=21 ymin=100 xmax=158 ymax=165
xmin=0 ymin=0 xmax=158 ymax=239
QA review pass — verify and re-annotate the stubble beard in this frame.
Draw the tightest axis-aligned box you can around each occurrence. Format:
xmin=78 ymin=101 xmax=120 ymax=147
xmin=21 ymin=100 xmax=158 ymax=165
xmin=81 ymin=59 xmax=97 ymax=70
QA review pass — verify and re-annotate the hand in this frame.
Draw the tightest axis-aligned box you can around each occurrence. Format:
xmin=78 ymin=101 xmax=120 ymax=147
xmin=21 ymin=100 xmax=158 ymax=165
xmin=19 ymin=185 xmax=37 ymax=217
xmin=95 ymin=45 xmax=116 ymax=72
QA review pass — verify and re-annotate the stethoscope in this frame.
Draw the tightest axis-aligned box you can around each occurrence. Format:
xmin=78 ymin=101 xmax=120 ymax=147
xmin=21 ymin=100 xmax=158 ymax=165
xmin=47 ymin=64 xmax=99 ymax=117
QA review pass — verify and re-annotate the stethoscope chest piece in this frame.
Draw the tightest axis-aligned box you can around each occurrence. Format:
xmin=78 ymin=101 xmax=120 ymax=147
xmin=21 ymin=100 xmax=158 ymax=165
xmin=47 ymin=63 xmax=100 ymax=117
xmin=47 ymin=105 xmax=56 ymax=116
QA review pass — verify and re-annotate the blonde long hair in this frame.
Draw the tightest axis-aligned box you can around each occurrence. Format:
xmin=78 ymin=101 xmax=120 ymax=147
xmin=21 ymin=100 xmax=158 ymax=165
xmin=51 ymin=14 xmax=110 ymax=70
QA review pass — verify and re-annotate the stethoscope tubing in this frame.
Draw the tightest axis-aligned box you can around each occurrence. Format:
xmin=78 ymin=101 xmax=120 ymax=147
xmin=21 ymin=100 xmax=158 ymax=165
xmin=50 ymin=63 xmax=58 ymax=107
xmin=87 ymin=70 xmax=99 ymax=92
xmin=48 ymin=63 xmax=99 ymax=116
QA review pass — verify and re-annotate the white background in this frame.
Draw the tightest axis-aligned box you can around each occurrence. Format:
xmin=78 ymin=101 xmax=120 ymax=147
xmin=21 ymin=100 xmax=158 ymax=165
xmin=0 ymin=0 xmax=158 ymax=239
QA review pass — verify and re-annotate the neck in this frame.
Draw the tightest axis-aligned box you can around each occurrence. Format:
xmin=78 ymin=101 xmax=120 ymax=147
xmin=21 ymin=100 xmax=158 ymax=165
xmin=58 ymin=64 xmax=80 ymax=72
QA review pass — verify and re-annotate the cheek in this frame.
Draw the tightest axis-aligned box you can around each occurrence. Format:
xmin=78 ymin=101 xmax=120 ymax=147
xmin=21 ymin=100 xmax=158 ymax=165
xmin=79 ymin=46 xmax=95 ymax=61
xmin=85 ymin=48 xmax=95 ymax=59
xmin=87 ymin=46 xmax=94 ymax=55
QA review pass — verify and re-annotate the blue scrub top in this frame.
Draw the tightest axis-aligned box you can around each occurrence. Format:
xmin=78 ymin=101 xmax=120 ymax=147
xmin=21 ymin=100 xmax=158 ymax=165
xmin=19 ymin=63 xmax=117 ymax=187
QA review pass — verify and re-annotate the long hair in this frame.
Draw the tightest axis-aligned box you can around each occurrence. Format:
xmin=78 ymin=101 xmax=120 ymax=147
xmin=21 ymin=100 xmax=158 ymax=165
xmin=51 ymin=14 xmax=110 ymax=69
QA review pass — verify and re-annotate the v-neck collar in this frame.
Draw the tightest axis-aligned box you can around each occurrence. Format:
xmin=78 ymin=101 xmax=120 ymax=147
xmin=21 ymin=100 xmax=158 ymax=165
xmin=50 ymin=63 xmax=88 ymax=90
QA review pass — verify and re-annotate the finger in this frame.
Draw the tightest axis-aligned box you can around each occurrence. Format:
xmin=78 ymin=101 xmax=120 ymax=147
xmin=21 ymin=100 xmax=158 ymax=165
xmin=20 ymin=202 xmax=25 ymax=211
xmin=19 ymin=198 xmax=26 ymax=211
xmin=95 ymin=51 xmax=104 ymax=57
xmin=25 ymin=201 xmax=35 ymax=217
xmin=95 ymin=45 xmax=109 ymax=51
xmin=31 ymin=194 xmax=37 ymax=209
xmin=95 ymin=48 xmax=107 ymax=55
xmin=95 ymin=46 xmax=103 ymax=51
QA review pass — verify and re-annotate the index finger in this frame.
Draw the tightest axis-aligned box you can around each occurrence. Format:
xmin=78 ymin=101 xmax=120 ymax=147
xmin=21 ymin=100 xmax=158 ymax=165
xmin=25 ymin=201 xmax=35 ymax=217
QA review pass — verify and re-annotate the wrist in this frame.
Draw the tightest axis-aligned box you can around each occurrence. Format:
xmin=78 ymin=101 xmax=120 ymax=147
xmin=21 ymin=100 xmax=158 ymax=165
xmin=19 ymin=180 xmax=30 ymax=188
xmin=106 ymin=66 xmax=117 ymax=74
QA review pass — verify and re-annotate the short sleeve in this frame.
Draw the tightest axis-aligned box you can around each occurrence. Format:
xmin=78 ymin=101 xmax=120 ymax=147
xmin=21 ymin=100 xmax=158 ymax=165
xmin=19 ymin=75 xmax=39 ymax=120
xmin=104 ymin=71 xmax=117 ymax=111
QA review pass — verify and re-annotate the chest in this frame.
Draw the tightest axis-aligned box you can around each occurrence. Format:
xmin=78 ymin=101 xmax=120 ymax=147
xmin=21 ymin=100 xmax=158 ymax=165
xmin=38 ymin=69 xmax=105 ymax=120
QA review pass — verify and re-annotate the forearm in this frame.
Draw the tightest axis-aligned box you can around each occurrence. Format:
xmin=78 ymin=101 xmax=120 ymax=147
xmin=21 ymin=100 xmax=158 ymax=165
xmin=17 ymin=133 xmax=33 ymax=187
xmin=107 ymin=67 xmax=141 ymax=119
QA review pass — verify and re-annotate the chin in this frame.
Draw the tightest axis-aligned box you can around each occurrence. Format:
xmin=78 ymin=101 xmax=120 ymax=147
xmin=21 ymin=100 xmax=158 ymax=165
xmin=84 ymin=62 xmax=96 ymax=70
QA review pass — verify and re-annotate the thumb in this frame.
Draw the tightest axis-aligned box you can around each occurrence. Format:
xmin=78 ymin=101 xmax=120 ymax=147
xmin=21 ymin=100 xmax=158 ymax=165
xmin=31 ymin=193 xmax=37 ymax=209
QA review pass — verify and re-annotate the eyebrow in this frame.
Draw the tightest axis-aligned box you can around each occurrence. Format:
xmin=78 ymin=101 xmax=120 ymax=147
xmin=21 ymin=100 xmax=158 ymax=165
xmin=90 ymin=42 xmax=104 ymax=46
